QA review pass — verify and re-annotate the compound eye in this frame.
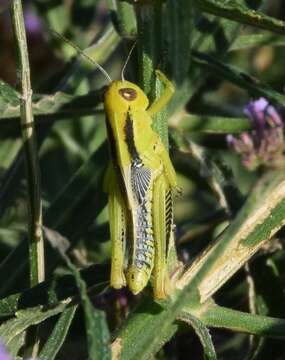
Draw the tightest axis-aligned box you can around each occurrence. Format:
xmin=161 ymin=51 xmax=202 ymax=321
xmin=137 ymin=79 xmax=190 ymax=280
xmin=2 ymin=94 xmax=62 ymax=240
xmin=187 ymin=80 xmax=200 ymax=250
xmin=119 ymin=88 xmax=137 ymax=101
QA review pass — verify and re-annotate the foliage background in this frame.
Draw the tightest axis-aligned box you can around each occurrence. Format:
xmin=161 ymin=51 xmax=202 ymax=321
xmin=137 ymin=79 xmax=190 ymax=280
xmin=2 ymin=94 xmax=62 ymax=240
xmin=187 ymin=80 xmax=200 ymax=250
xmin=1 ymin=0 xmax=285 ymax=359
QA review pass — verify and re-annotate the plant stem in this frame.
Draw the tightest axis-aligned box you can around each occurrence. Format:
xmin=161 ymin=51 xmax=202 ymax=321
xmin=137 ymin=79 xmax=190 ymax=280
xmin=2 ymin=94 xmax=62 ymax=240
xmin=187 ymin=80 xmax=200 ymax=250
xmin=10 ymin=0 xmax=45 ymax=287
xmin=11 ymin=2 xmax=45 ymax=355
xmin=177 ymin=114 xmax=251 ymax=133
xmin=194 ymin=0 xmax=285 ymax=35
xmin=201 ymin=304 xmax=285 ymax=338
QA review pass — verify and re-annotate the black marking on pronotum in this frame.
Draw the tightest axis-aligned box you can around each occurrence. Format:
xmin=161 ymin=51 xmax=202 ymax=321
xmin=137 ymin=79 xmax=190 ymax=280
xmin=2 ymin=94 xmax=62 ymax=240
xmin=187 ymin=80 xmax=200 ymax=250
xmin=124 ymin=111 xmax=140 ymax=161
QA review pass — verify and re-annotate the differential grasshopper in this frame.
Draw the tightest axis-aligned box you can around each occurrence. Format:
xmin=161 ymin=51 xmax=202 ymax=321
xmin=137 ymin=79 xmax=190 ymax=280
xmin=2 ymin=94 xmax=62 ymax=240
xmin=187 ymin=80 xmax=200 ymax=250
xmin=103 ymin=70 xmax=177 ymax=299
xmin=51 ymin=32 xmax=177 ymax=298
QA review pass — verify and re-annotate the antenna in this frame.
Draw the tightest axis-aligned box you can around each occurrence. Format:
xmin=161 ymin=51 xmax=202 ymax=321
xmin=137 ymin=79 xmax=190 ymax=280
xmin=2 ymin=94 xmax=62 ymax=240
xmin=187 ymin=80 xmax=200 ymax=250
xmin=121 ymin=41 xmax=137 ymax=82
xmin=49 ymin=28 xmax=112 ymax=84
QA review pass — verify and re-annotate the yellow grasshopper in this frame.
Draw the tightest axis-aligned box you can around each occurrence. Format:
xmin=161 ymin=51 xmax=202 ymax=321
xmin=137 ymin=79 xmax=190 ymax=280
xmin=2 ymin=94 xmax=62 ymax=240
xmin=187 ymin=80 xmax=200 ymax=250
xmin=103 ymin=70 xmax=177 ymax=299
xmin=50 ymin=32 xmax=177 ymax=298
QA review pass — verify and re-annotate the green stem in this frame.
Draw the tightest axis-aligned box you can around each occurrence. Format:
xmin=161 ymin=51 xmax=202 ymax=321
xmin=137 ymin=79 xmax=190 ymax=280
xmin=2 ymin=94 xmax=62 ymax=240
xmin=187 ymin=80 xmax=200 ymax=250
xmin=201 ymin=304 xmax=285 ymax=338
xmin=10 ymin=0 xmax=45 ymax=287
xmin=177 ymin=114 xmax=252 ymax=133
xmin=193 ymin=0 xmax=285 ymax=35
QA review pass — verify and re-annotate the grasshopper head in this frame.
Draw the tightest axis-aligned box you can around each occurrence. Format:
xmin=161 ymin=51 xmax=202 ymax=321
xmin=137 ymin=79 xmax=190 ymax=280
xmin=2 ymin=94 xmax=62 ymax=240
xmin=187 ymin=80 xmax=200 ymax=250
xmin=104 ymin=80 xmax=149 ymax=112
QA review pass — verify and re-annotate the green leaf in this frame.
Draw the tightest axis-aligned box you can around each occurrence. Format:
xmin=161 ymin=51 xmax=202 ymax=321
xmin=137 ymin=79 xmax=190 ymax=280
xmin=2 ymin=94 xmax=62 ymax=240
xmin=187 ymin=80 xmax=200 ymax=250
xmin=7 ymin=332 xmax=25 ymax=359
xmin=230 ymin=33 xmax=285 ymax=51
xmin=167 ymin=1 xmax=271 ymax=115
xmin=0 ymin=294 xmax=20 ymax=317
xmin=178 ymin=312 xmax=217 ymax=360
xmin=177 ymin=114 xmax=251 ymax=133
xmin=111 ymin=0 xmax=137 ymax=38
xmin=112 ymin=297 xmax=179 ymax=360
xmin=45 ymin=140 xmax=108 ymax=238
xmin=0 ymin=140 xmax=108 ymax=297
xmin=78 ymin=280 xmax=111 ymax=360
xmin=0 ymin=80 xmax=19 ymax=107
xmin=0 ymin=264 xmax=108 ymax=317
xmin=191 ymin=50 xmax=285 ymax=106
xmin=169 ymin=10 xmax=241 ymax=114
xmin=0 ymin=88 xmax=102 ymax=121
xmin=200 ymin=304 xmax=285 ymax=338
xmin=0 ymin=303 xmax=67 ymax=352
xmin=38 ymin=305 xmax=78 ymax=360
xmin=165 ymin=0 xmax=192 ymax=85
xmin=193 ymin=0 xmax=285 ymax=35
xmin=43 ymin=227 xmax=111 ymax=360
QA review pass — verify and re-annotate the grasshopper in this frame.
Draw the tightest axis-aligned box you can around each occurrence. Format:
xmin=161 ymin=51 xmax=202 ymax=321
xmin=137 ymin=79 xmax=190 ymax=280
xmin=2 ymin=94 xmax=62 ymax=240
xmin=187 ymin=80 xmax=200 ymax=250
xmin=50 ymin=32 xmax=177 ymax=298
xmin=103 ymin=70 xmax=177 ymax=299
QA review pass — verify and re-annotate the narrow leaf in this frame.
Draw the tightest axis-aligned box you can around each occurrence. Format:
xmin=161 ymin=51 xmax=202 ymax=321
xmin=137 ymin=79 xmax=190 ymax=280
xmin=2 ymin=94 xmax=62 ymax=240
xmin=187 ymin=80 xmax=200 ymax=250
xmin=192 ymin=50 xmax=285 ymax=106
xmin=230 ymin=33 xmax=285 ymax=51
xmin=177 ymin=114 xmax=251 ymax=133
xmin=200 ymin=304 xmax=285 ymax=338
xmin=0 ymin=303 xmax=67 ymax=350
xmin=178 ymin=312 xmax=217 ymax=360
xmin=38 ymin=305 xmax=78 ymax=360
xmin=194 ymin=0 xmax=285 ymax=35
xmin=44 ymin=227 xmax=111 ymax=360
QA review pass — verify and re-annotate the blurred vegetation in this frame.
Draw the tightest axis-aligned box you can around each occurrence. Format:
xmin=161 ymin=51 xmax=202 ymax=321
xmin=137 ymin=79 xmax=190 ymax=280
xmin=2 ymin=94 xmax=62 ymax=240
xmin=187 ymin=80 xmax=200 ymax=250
xmin=1 ymin=0 xmax=285 ymax=359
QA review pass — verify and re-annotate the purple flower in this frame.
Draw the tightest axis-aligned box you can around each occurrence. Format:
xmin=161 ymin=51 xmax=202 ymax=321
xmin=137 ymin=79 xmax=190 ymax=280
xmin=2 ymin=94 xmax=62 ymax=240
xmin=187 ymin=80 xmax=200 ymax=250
xmin=24 ymin=8 xmax=42 ymax=36
xmin=227 ymin=98 xmax=284 ymax=170
xmin=0 ymin=342 xmax=12 ymax=360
